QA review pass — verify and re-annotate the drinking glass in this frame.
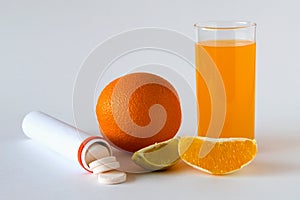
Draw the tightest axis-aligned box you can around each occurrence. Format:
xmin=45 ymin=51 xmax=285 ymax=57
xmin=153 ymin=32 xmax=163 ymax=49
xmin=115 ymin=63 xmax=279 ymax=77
xmin=195 ymin=21 xmax=256 ymax=139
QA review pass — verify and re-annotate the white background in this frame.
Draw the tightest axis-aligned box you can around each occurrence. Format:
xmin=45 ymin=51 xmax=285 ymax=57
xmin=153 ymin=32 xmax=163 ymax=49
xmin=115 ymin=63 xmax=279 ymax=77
xmin=1 ymin=0 xmax=300 ymax=199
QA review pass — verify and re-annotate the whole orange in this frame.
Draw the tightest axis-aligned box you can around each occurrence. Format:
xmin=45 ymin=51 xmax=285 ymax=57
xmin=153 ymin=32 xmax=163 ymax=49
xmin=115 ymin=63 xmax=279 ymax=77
xmin=96 ymin=72 xmax=182 ymax=152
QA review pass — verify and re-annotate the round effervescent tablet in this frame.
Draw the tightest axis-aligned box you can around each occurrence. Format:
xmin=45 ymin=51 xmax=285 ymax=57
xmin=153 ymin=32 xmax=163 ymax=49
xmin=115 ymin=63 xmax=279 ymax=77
xmin=92 ymin=161 xmax=120 ymax=174
xmin=88 ymin=156 xmax=117 ymax=169
xmin=98 ymin=171 xmax=127 ymax=185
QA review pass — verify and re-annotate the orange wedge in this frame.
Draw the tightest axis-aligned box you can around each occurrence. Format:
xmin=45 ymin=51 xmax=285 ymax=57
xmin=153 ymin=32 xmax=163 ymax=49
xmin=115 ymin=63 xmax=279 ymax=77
xmin=179 ymin=136 xmax=257 ymax=175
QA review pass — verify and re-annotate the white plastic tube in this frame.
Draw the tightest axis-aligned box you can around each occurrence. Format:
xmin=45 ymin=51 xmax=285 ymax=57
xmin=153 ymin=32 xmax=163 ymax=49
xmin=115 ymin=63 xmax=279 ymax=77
xmin=22 ymin=111 xmax=112 ymax=172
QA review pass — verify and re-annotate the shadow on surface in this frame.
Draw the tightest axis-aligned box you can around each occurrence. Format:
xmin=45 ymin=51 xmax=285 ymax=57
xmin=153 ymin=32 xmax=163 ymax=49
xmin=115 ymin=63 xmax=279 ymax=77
xmin=235 ymin=131 xmax=300 ymax=177
xmin=161 ymin=131 xmax=300 ymax=178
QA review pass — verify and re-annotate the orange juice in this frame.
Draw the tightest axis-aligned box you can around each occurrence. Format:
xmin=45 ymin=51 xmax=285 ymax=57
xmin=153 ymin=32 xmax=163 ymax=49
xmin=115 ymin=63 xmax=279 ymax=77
xmin=195 ymin=40 xmax=256 ymax=139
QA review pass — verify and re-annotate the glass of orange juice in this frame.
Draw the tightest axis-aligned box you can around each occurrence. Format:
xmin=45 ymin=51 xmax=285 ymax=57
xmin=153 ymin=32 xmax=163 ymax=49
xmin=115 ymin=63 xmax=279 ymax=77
xmin=195 ymin=21 xmax=256 ymax=139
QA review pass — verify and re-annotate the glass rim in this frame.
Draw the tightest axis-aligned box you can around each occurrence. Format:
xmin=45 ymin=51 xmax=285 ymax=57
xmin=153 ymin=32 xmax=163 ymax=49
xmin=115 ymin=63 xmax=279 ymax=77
xmin=194 ymin=21 xmax=256 ymax=30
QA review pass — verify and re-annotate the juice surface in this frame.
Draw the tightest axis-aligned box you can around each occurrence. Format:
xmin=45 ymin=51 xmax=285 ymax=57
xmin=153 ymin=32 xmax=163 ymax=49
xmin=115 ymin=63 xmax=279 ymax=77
xmin=195 ymin=40 xmax=256 ymax=139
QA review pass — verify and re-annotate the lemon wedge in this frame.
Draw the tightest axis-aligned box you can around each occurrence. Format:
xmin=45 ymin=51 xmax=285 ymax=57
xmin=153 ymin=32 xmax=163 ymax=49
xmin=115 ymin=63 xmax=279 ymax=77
xmin=131 ymin=137 xmax=180 ymax=171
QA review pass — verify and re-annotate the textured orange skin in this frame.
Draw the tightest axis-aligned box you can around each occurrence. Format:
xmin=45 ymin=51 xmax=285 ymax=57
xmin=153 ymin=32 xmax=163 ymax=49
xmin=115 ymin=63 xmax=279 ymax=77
xmin=96 ymin=73 xmax=182 ymax=152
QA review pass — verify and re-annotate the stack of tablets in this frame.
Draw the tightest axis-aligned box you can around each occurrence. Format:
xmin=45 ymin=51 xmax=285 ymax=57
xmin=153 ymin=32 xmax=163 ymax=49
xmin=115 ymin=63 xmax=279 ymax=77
xmin=88 ymin=156 xmax=127 ymax=184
